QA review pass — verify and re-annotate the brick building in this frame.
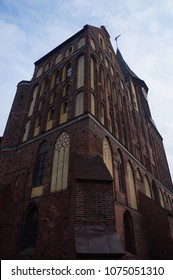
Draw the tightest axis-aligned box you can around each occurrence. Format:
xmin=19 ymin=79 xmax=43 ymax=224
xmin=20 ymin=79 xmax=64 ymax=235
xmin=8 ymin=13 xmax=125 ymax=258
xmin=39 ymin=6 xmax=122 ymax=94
xmin=0 ymin=24 xmax=173 ymax=260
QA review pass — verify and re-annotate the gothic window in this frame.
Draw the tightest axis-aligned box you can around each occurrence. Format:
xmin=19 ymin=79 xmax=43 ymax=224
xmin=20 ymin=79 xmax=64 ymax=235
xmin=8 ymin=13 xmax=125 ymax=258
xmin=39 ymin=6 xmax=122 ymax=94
xmin=152 ymin=181 xmax=160 ymax=204
xmin=124 ymin=211 xmax=136 ymax=254
xmin=38 ymin=98 xmax=43 ymax=111
xmin=66 ymin=63 xmax=72 ymax=79
xmin=90 ymin=38 xmax=96 ymax=50
xmin=127 ymin=162 xmax=137 ymax=209
xmin=91 ymin=92 xmax=95 ymax=116
xmin=34 ymin=115 xmax=41 ymax=136
xmin=136 ymin=168 xmax=142 ymax=181
xmin=36 ymin=67 xmax=43 ymax=78
xmin=40 ymin=78 xmax=49 ymax=96
xmin=91 ymin=57 xmax=95 ymax=89
xmin=99 ymin=66 xmax=104 ymax=85
xmin=65 ymin=45 xmax=74 ymax=57
xmin=45 ymin=60 xmax=52 ymax=71
xmin=115 ymin=150 xmax=125 ymax=192
xmin=99 ymin=34 xmax=105 ymax=49
xmin=158 ymin=188 xmax=165 ymax=208
xmin=77 ymin=37 xmax=86 ymax=49
xmin=23 ymin=120 xmax=30 ymax=142
xmin=33 ymin=141 xmax=48 ymax=186
xmin=60 ymin=101 xmax=68 ymax=124
xmin=99 ymin=102 xmax=105 ymax=125
xmin=130 ymin=80 xmax=139 ymax=111
xmin=75 ymin=92 xmax=84 ymax=117
xmin=22 ymin=206 xmax=39 ymax=250
xmin=144 ymin=175 xmax=151 ymax=198
xmin=46 ymin=108 xmax=54 ymax=131
xmin=55 ymin=53 xmax=62 ymax=64
xmin=103 ymin=138 xmax=113 ymax=177
xmin=51 ymin=70 xmax=60 ymax=90
xmin=77 ymin=56 xmax=84 ymax=89
xmin=51 ymin=132 xmax=70 ymax=192
xmin=28 ymin=86 xmax=38 ymax=117
xmin=63 ymin=83 xmax=70 ymax=97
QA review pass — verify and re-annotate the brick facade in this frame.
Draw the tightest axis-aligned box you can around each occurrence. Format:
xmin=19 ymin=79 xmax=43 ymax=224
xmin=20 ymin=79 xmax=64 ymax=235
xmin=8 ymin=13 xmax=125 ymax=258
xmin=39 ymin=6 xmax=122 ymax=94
xmin=0 ymin=24 xmax=173 ymax=260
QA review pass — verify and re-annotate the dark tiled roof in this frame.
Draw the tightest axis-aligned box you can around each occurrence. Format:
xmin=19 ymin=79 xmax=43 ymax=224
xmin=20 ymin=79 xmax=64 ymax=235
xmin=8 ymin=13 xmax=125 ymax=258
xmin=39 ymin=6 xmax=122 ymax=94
xmin=74 ymin=153 xmax=113 ymax=182
xmin=116 ymin=48 xmax=139 ymax=78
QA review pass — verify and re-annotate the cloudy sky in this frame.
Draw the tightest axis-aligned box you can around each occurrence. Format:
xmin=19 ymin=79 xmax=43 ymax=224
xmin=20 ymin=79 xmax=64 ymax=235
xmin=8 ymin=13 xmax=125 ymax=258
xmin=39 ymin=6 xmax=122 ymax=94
xmin=0 ymin=0 xmax=173 ymax=177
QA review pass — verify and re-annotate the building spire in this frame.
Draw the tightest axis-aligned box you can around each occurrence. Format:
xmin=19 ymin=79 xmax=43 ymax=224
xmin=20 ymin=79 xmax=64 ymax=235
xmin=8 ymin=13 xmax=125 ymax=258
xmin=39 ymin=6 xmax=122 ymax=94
xmin=115 ymin=34 xmax=121 ymax=49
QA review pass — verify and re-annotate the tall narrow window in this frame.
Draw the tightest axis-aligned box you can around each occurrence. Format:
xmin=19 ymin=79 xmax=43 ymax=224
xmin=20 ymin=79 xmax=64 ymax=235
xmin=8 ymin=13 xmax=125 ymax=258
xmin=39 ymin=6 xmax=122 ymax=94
xmin=75 ymin=92 xmax=84 ymax=117
xmin=144 ymin=176 xmax=151 ymax=198
xmin=66 ymin=63 xmax=72 ymax=79
xmin=40 ymin=78 xmax=49 ymax=96
xmin=99 ymin=102 xmax=105 ymax=125
xmin=77 ymin=37 xmax=86 ymax=49
xmin=158 ymin=188 xmax=165 ymax=208
xmin=46 ymin=108 xmax=54 ymax=131
xmin=91 ymin=92 xmax=95 ymax=116
xmin=23 ymin=120 xmax=30 ymax=142
xmin=77 ymin=56 xmax=84 ymax=89
xmin=115 ymin=150 xmax=125 ymax=192
xmin=22 ymin=206 xmax=39 ymax=250
xmin=51 ymin=132 xmax=70 ymax=192
xmin=60 ymin=101 xmax=68 ymax=124
xmin=127 ymin=162 xmax=137 ymax=209
xmin=34 ymin=115 xmax=41 ymax=136
xmin=63 ymin=83 xmax=70 ymax=97
xmin=152 ymin=181 xmax=160 ymax=204
xmin=51 ymin=70 xmax=60 ymax=90
xmin=103 ymin=138 xmax=113 ymax=176
xmin=91 ymin=57 xmax=95 ymax=89
xmin=124 ymin=211 xmax=136 ymax=254
xmin=33 ymin=141 xmax=48 ymax=186
xmin=28 ymin=86 xmax=38 ymax=117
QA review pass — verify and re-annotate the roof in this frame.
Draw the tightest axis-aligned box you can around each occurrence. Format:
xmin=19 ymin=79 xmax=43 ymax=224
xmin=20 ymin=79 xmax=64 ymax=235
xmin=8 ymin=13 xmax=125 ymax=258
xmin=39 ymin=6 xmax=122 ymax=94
xmin=74 ymin=153 xmax=113 ymax=182
xmin=75 ymin=225 xmax=124 ymax=256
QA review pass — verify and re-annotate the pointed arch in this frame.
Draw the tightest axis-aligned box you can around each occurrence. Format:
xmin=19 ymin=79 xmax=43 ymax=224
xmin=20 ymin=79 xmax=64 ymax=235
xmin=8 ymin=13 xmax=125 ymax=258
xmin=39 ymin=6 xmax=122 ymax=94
xmin=22 ymin=206 xmax=39 ymax=250
xmin=33 ymin=141 xmax=48 ymax=186
xmin=46 ymin=108 xmax=54 ymax=131
xmin=63 ymin=62 xmax=72 ymax=81
xmin=51 ymin=132 xmax=70 ymax=192
xmin=77 ymin=55 xmax=84 ymax=89
xmin=23 ymin=120 xmax=30 ymax=142
xmin=152 ymin=180 xmax=160 ymax=204
xmin=158 ymin=188 xmax=165 ymax=208
xmin=103 ymin=138 xmax=113 ymax=177
xmin=126 ymin=162 xmax=137 ymax=209
xmin=124 ymin=211 xmax=136 ymax=254
xmin=144 ymin=175 xmax=151 ymax=198
xmin=60 ymin=101 xmax=68 ymax=124
xmin=115 ymin=149 xmax=125 ymax=192
xmin=28 ymin=85 xmax=38 ymax=117
xmin=75 ymin=92 xmax=84 ymax=117
xmin=99 ymin=102 xmax=105 ymax=125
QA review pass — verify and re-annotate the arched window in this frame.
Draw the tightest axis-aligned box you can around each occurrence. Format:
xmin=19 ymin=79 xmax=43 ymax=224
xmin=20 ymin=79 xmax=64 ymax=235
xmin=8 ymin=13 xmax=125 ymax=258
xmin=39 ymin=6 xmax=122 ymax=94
xmin=51 ymin=70 xmax=60 ymax=90
xmin=90 ymin=38 xmax=96 ymax=50
xmin=63 ymin=62 xmax=72 ymax=80
xmin=152 ymin=181 xmax=160 ymax=204
xmin=55 ymin=53 xmax=62 ymax=64
xmin=115 ymin=150 xmax=125 ymax=192
xmin=78 ymin=37 xmax=86 ymax=49
xmin=28 ymin=86 xmax=38 ymax=117
xmin=22 ymin=206 xmax=39 ymax=250
xmin=91 ymin=57 xmax=95 ymax=89
xmin=33 ymin=141 xmax=48 ymax=186
xmin=91 ymin=92 xmax=95 ymax=116
xmin=60 ymin=101 xmax=68 ymax=124
xmin=130 ymin=80 xmax=139 ymax=111
xmin=23 ymin=120 xmax=30 ymax=142
xmin=45 ymin=60 xmax=52 ymax=71
xmin=127 ymin=162 xmax=137 ymax=209
xmin=99 ymin=66 xmax=104 ymax=85
xmin=36 ymin=67 xmax=43 ymax=78
xmin=63 ymin=83 xmax=70 ymax=97
xmin=75 ymin=92 xmax=84 ymax=117
xmin=46 ymin=108 xmax=54 ymax=131
xmin=40 ymin=78 xmax=49 ymax=96
xmin=144 ymin=176 xmax=151 ymax=198
xmin=51 ymin=132 xmax=70 ymax=192
xmin=103 ymin=138 xmax=113 ymax=177
xmin=65 ymin=45 xmax=74 ymax=57
xmin=77 ymin=56 xmax=84 ymax=89
xmin=158 ymin=188 xmax=165 ymax=208
xmin=124 ymin=211 xmax=136 ymax=254
xmin=136 ymin=168 xmax=142 ymax=181
xmin=34 ymin=115 xmax=41 ymax=136
xmin=99 ymin=102 xmax=105 ymax=125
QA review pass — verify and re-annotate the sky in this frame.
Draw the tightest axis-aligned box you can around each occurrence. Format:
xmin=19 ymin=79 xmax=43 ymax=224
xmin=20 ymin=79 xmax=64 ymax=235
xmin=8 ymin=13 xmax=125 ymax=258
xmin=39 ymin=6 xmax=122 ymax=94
xmin=0 ymin=0 xmax=173 ymax=178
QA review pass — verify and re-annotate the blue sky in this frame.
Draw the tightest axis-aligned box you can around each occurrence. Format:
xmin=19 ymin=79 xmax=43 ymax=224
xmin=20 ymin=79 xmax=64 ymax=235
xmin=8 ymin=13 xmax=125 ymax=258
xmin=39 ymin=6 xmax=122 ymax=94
xmin=0 ymin=0 xmax=173 ymax=177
